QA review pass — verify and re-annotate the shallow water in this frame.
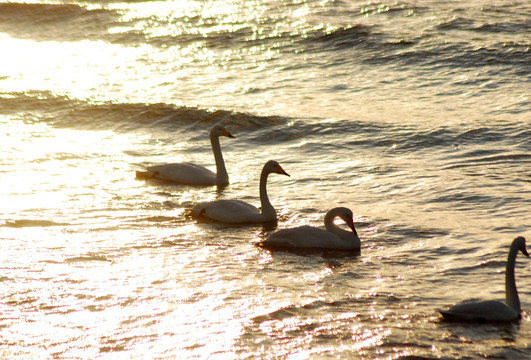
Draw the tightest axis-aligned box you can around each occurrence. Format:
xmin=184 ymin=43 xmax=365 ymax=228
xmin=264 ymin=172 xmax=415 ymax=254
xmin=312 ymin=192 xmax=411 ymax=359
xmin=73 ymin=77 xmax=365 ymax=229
xmin=1 ymin=0 xmax=530 ymax=359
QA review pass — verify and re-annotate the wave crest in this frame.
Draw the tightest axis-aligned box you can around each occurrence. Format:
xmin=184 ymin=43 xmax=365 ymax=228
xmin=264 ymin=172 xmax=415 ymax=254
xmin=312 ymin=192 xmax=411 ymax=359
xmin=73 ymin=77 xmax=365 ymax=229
xmin=0 ymin=91 xmax=287 ymax=132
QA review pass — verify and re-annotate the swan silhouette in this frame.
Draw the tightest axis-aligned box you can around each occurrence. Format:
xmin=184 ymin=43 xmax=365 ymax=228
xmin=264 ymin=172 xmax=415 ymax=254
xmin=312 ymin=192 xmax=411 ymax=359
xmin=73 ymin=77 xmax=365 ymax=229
xmin=191 ymin=160 xmax=289 ymax=223
xmin=136 ymin=124 xmax=234 ymax=186
xmin=261 ymin=207 xmax=360 ymax=250
xmin=439 ymin=236 xmax=528 ymax=322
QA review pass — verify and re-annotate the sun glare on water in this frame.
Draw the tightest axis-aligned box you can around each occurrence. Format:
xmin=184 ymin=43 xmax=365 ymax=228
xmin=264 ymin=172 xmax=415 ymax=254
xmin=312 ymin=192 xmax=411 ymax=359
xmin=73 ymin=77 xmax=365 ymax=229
xmin=0 ymin=116 xmax=138 ymax=218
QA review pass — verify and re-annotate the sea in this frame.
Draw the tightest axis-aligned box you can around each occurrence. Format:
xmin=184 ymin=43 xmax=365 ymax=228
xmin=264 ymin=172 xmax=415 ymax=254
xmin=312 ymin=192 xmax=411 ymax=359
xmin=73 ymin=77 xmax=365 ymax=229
xmin=0 ymin=0 xmax=530 ymax=359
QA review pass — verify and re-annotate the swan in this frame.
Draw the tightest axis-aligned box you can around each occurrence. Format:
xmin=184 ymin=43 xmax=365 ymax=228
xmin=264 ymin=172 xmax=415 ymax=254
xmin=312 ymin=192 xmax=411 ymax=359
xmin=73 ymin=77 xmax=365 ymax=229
xmin=135 ymin=124 xmax=234 ymax=186
xmin=439 ymin=236 xmax=528 ymax=322
xmin=260 ymin=207 xmax=360 ymax=250
xmin=191 ymin=160 xmax=289 ymax=223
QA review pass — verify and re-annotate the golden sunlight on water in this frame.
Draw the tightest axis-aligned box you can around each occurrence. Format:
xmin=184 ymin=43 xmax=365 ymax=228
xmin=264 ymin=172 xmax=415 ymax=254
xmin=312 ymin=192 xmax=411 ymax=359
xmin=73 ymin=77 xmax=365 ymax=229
xmin=2 ymin=37 xmax=135 ymax=99
xmin=0 ymin=2 xmax=368 ymax=121
xmin=1 ymin=117 xmax=146 ymax=225
xmin=1 ymin=0 xmax=529 ymax=358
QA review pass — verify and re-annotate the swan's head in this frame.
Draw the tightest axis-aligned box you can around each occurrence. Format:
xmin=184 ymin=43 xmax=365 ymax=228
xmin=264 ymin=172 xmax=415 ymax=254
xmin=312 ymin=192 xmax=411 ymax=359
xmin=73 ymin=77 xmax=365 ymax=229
xmin=514 ymin=236 xmax=529 ymax=257
xmin=335 ymin=207 xmax=357 ymax=233
xmin=264 ymin=160 xmax=290 ymax=177
xmin=211 ymin=124 xmax=235 ymax=139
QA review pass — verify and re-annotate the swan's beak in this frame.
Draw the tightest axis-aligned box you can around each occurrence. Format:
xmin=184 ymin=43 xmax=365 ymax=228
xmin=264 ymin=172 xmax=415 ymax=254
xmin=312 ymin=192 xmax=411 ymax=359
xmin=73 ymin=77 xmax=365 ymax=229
xmin=223 ymin=129 xmax=235 ymax=138
xmin=523 ymin=248 xmax=529 ymax=257
xmin=277 ymin=165 xmax=290 ymax=177
xmin=346 ymin=217 xmax=358 ymax=236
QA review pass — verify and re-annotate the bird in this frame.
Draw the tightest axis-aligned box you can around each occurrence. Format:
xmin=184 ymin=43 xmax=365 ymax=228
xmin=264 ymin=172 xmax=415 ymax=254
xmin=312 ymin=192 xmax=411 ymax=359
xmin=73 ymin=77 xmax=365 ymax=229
xmin=135 ymin=124 xmax=234 ymax=186
xmin=438 ymin=236 xmax=528 ymax=322
xmin=260 ymin=207 xmax=360 ymax=250
xmin=190 ymin=160 xmax=289 ymax=223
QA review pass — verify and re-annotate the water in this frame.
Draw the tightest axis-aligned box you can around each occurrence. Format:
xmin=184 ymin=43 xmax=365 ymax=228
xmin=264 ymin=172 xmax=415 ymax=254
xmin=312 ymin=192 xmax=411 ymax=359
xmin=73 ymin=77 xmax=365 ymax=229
xmin=0 ymin=0 xmax=530 ymax=358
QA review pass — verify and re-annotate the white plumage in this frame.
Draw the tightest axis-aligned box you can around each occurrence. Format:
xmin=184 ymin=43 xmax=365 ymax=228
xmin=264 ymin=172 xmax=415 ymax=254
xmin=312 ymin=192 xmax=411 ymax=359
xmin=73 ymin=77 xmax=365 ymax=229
xmin=136 ymin=124 xmax=234 ymax=186
xmin=439 ymin=236 xmax=528 ymax=322
xmin=191 ymin=160 xmax=290 ymax=223
xmin=261 ymin=207 xmax=360 ymax=250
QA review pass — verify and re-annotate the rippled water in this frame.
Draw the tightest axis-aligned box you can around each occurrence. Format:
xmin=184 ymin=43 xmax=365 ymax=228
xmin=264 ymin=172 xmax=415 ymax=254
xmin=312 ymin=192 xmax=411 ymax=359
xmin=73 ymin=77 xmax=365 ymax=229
xmin=1 ymin=0 xmax=530 ymax=359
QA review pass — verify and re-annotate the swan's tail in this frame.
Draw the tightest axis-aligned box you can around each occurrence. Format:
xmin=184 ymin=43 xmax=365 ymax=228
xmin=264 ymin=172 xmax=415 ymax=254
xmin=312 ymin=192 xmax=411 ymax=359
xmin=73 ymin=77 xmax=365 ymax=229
xmin=190 ymin=204 xmax=206 ymax=218
xmin=437 ymin=309 xmax=452 ymax=319
xmin=437 ymin=308 xmax=490 ymax=322
xmin=135 ymin=170 xmax=159 ymax=180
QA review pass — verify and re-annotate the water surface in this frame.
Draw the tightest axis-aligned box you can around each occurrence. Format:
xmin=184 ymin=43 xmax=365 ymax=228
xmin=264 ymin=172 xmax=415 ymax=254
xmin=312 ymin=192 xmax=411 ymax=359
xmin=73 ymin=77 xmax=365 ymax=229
xmin=1 ymin=0 xmax=530 ymax=358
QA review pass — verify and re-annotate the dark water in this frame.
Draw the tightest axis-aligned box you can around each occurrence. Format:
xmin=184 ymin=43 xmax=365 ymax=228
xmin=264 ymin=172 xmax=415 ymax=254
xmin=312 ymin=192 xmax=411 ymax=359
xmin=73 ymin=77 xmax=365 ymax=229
xmin=0 ymin=1 xmax=530 ymax=358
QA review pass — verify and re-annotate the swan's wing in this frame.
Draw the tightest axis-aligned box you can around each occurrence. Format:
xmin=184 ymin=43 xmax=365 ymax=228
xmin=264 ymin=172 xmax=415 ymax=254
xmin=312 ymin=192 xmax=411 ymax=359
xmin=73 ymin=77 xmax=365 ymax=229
xmin=263 ymin=226 xmax=350 ymax=249
xmin=141 ymin=163 xmax=216 ymax=185
xmin=192 ymin=199 xmax=262 ymax=223
xmin=438 ymin=300 xmax=519 ymax=322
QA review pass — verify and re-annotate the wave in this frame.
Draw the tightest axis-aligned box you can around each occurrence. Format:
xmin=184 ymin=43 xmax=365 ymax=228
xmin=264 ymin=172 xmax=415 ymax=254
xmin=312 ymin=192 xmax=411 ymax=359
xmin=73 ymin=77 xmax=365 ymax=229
xmin=436 ymin=13 xmax=531 ymax=34
xmin=443 ymin=153 xmax=531 ymax=169
xmin=1 ymin=92 xmax=528 ymax=162
xmin=0 ymin=91 xmax=287 ymax=133
xmin=0 ymin=1 xmax=207 ymax=47
xmin=2 ymin=219 xmax=69 ymax=228
xmin=298 ymin=12 xmax=529 ymax=74
xmin=268 ymin=116 xmax=530 ymax=153
xmin=300 ymin=23 xmax=419 ymax=66
xmin=334 ymin=37 xmax=531 ymax=75
xmin=2 ymin=1 xmax=528 ymax=77
xmin=0 ymin=1 xmax=293 ymax=50
xmin=412 ymin=42 xmax=530 ymax=72
xmin=64 ymin=254 xmax=110 ymax=263
xmin=0 ymin=2 xmax=119 ymax=42
xmin=305 ymin=25 xmax=374 ymax=48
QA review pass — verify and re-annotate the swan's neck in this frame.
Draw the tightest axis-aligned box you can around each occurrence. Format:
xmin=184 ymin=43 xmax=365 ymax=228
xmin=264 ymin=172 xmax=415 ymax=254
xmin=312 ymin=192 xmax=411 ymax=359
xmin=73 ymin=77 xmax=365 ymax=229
xmin=259 ymin=170 xmax=275 ymax=221
xmin=324 ymin=211 xmax=341 ymax=233
xmin=505 ymin=243 xmax=520 ymax=312
xmin=324 ymin=211 xmax=360 ymax=246
xmin=210 ymin=134 xmax=228 ymax=185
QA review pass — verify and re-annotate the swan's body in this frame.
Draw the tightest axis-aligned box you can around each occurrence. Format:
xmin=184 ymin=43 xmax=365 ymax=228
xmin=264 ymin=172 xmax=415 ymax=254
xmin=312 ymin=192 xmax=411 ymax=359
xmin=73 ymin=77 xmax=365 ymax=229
xmin=439 ymin=236 xmax=528 ymax=322
xmin=191 ymin=160 xmax=289 ymax=223
xmin=136 ymin=124 xmax=234 ymax=186
xmin=261 ymin=207 xmax=360 ymax=250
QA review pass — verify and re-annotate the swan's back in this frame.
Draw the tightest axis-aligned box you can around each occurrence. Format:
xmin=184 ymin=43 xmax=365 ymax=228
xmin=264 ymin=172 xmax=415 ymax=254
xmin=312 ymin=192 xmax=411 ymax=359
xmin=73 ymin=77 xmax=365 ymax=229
xmin=263 ymin=225 xmax=358 ymax=250
xmin=141 ymin=163 xmax=217 ymax=184
xmin=263 ymin=226 xmax=332 ymax=248
xmin=191 ymin=199 xmax=263 ymax=223
xmin=438 ymin=300 xmax=519 ymax=322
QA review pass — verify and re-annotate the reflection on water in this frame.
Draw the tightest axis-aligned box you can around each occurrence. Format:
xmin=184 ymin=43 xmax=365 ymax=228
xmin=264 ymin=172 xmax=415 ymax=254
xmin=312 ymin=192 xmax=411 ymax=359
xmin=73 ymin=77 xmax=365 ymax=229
xmin=1 ymin=99 xmax=530 ymax=357
xmin=1 ymin=0 xmax=530 ymax=358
